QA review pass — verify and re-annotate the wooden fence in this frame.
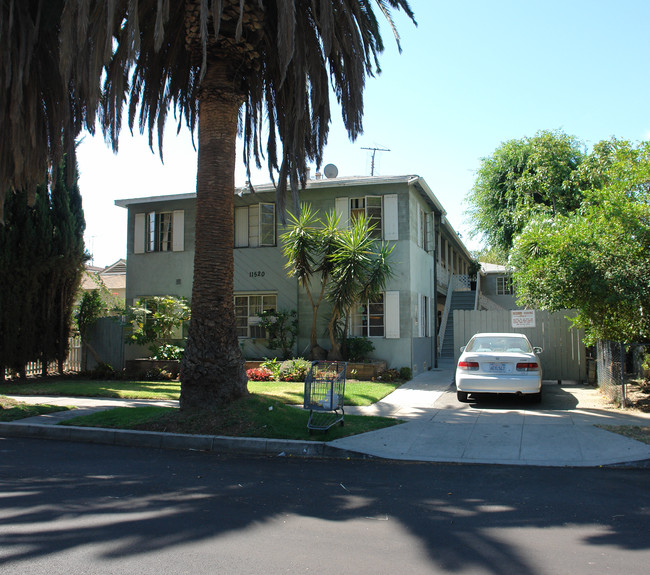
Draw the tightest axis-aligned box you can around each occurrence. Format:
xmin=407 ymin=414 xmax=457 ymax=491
xmin=453 ymin=309 xmax=587 ymax=383
xmin=3 ymin=335 xmax=82 ymax=379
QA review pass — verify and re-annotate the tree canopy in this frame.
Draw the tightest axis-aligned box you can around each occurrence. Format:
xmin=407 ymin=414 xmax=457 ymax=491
xmin=510 ymin=139 xmax=650 ymax=343
xmin=466 ymin=130 xmax=586 ymax=254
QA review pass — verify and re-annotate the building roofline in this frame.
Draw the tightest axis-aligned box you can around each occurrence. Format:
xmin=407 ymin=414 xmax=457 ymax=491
xmin=115 ymin=175 xmax=444 ymax=208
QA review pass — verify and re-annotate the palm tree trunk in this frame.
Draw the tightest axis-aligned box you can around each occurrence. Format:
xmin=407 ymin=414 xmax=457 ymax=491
xmin=180 ymin=61 xmax=248 ymax=410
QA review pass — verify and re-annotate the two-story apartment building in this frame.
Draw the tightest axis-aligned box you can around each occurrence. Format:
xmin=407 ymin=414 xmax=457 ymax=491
xmin=115 ymin=174 xmax=476 ymax=374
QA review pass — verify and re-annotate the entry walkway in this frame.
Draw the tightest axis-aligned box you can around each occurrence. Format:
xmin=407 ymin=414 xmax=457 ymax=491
xmin=332 ymin=361 xmax=650 ymax=466
xmin=3 ymin=363 xmax=650 ymax=466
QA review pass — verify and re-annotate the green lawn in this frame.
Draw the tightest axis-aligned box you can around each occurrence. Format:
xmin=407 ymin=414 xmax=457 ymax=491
xmin=0 ymin=396 xmax=73 ymax=422
xmin=60 ymin=396 xmax=400 ymax=441
xmin=0 ymin=378 xmax=401 ymax=406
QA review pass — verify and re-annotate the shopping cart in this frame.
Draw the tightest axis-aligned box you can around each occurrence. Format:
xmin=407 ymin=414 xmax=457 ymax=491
xmin=303 ymin=361 xmax=347 ymax=433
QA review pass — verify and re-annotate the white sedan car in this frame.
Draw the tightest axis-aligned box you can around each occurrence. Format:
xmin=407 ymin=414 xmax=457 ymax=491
xmin=455 ymin=333 xmax=543 ymax=403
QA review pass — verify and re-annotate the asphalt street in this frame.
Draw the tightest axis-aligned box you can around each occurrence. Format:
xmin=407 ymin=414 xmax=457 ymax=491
xmin=1 ymin=437 xmax=649 ymax=575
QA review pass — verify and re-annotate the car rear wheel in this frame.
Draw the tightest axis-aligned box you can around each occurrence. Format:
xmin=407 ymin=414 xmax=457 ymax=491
xmin=457 ymin=391 xmax=470 ymax=403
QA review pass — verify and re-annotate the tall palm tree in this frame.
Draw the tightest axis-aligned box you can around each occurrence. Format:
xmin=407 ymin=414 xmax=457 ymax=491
xmin=2 ymin=0 xmax=416 ymax=409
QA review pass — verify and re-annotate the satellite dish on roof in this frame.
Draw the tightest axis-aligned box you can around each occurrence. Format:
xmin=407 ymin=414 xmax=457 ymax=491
xmin=324 ymin=163 xmax=338 ymax=178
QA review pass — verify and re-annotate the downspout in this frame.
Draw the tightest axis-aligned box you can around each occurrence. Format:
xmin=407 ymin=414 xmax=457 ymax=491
xmin=432 ymin=213 xmax=439 ymax=368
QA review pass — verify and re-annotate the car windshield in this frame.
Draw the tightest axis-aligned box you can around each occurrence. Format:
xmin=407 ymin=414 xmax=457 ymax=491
xmin=466 ymin=336 xmax=532 ymax=353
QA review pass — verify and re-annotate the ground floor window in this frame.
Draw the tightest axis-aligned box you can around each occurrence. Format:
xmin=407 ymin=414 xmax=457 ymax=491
xmin=350 ymin=294 xmax=385 ymax=337
xmin=234 ymin=293 xmax=277 ymax=338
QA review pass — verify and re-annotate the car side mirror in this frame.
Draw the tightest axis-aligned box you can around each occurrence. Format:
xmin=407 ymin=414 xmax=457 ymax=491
xmin=533 ymin=347 xmax=543 ymax=354
xmin=460 ymin=346 xmax=466 ymax=353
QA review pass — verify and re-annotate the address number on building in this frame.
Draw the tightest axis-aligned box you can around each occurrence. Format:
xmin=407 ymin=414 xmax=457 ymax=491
xmin=249 ymin=271 xmax=266 ymax=278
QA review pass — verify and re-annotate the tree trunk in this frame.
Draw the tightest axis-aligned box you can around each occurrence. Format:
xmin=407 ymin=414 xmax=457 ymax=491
xmin=179 ymin=62 xmax=248 ymax=410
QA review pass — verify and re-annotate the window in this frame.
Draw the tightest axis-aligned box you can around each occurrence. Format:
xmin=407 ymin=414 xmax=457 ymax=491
xmin=134 ymin=210 xmax=184 ymax=254
xmin=418 ymin=294 xmax=429 ymax=337
xmin=417 ymin=207 xmax=430 ymax=251
xmin=350 ymin=196 xmax=382 ymax=239
xmin=350 ymin=294 xmax=385 ymax=337
xmin=496 ymin=276 xmax=514 ymax=296
xmin=147 ymin=212 xmax=172 ymax=252
xmin=234 ymin=294 xmax=277 ymax=338
xmin=234 ymin=203 xmax=276 ymax=247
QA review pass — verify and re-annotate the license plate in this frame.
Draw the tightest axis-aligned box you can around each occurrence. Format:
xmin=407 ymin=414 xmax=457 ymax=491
xmin=488 ymin=362 xmax=507 ymax=372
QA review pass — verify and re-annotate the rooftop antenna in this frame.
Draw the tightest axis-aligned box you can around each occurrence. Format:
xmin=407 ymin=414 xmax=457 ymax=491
xmin=361 ymin=146 xmax=390 ymax=176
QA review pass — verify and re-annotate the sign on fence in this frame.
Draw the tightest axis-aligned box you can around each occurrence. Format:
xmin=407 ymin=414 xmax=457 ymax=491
xmin=511 ymin=310 xmax=536 ymax=329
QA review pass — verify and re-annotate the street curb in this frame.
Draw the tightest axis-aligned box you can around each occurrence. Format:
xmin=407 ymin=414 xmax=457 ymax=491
xmin=0 ymin=421 xmax=369 ymax=460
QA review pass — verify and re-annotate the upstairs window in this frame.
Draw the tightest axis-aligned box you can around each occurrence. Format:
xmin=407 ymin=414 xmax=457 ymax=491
xmin=496 ymin=276 xmax=514 ymax=295
xmin=147 ymin=212 xmax=173 ymax=252
xmin=234 ymin=293 xmax=277 ymax=338
xmin=350 ymin=196 xmax=382 ymax=239
xmin=235 ymin=203 xmax=276 ymax=247
xmin=417 ymin=207 xmax=430 ymax=251
xmin=134 ymin=210 xmax=184 ymax=254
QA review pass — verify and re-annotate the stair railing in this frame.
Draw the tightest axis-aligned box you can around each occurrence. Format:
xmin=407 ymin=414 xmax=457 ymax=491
xmin=437 ymin=273 xmax=455 ymax=354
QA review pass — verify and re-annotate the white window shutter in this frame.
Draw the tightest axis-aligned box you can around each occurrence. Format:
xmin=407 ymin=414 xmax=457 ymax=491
xmin=234 ymin=206 xmax=249 ymax=247
xmin=134 ymin=213 xmax=145 ymax=254
xmin=172 ymin=210 xmax=184 ymax=251
xmin=385 ymin=290 xmax=400 ymax=339
xmin=335 ymin=197 xmax=349 ymax=229
xmin=383 ymin=194 xmax=398 ymax=240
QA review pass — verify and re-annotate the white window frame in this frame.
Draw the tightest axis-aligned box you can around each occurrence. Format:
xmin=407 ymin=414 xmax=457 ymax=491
xmin=496 ymin=276 xmax=514 ymax=296
xmin=335 ymin=194 xmax=398 ymax=241
xmin=234 ymin=293 xmax=277 ymax=338
xmin=135 ymin=210 xmax=184 ymax=254
xmin=417 ymin=207 xmax=430 ymax=251
xmin=418 ymin=294 xmax=430 ymax=337
xmin=350 ymin=294 xmax=385 ymax=338
xmin=234 ymin=203 xmax=276 ymax=248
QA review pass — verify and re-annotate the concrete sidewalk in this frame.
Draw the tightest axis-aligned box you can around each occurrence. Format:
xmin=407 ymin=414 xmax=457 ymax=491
xmin=2 ymin=364 xmax=650 ymax=466
xmin=332 ymin=361 xmax=650 ymax=467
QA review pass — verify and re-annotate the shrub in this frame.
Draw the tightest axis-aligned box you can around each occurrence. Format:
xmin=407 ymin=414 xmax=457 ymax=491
xmin=247 ymin=367 xmax=274 ymax=381
xmin=377 ymin=368 xmax=401 ymax=382
xmin=399 ymin=367 xmax=412 ymax=381
xmin=141 ymin=367 xmax=176 ymax=381
xmin=279 ymin=358 xmax=311 ymax=382
xmin=260 ymin=358 xmax=282 ymax=380
xmin=151 ymin=344 xmax=184 ymax=361
xmin=90 ymin=363 xmax=114 ymax=380
xmin=345 ymin=337 xmax=375 ymax=362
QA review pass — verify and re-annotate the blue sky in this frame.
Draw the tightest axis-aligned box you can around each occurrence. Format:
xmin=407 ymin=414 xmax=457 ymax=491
xmin=77 ymin=0 xmax=650 ymax=266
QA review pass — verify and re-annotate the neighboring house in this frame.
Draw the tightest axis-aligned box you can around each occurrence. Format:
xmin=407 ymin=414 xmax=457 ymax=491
xmin=478 ymin=262 xmax=521 ymax=311
xmin=81 ymin=258 xmax=127 ymax=307
xmin=115 ymin=174 xmax=477 ymax=374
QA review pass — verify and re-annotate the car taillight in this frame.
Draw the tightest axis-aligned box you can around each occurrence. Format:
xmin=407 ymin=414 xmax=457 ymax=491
xmin=516 ymin=362 xmax=539 ymax=371
xmin=458 ymin=361 xmax=479 ymax=370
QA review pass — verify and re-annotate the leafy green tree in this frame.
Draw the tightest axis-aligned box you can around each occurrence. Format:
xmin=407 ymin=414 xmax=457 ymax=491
xmin=0 ymin=151 xmax=85 ymax=380
xmin=257 ymin=309 xmax=298 ymax=360
xmin=76 ymin=290 xmax=108 ymax=370
xmin=510 ymin=140 xmax=650 ymax=343
xmin=466 ymin=130 xmax=586 ymax=254
xmin=126 ymin=296 xmax=191 ymax=359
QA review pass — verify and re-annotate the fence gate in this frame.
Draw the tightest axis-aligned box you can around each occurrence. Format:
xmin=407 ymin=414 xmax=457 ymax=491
xmin=453 ymin=309 xmax=586 ymax=383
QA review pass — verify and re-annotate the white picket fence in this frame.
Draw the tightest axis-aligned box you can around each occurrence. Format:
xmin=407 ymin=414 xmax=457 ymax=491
xmin=4 ymin=335 xmax=82 ymax=379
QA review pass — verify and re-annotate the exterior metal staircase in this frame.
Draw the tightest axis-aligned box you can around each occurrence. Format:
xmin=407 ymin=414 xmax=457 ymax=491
xmin=439 ymin=290 xmax=476 ymax=359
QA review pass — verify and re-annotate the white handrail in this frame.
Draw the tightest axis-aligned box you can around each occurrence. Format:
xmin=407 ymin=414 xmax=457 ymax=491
xmin=437 ymin=273 xmax=455 ymax=354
